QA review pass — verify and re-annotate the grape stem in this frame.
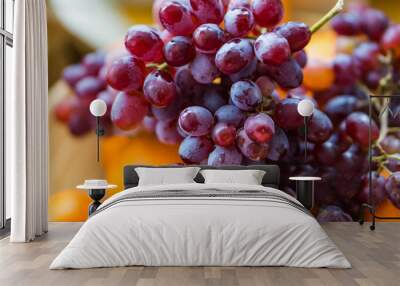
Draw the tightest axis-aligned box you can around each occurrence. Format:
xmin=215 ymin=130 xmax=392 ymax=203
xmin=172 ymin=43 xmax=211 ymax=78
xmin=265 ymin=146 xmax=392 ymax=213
xmin=146 ymin=62 xmax=168 ymax=70
xmin=310 ymin=0 xmax=344 ymax=34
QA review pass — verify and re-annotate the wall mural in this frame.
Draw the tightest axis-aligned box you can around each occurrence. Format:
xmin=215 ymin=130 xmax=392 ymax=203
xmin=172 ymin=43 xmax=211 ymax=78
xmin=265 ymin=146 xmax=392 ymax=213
xmin=48 ymin=0 xmax=400 ymax=222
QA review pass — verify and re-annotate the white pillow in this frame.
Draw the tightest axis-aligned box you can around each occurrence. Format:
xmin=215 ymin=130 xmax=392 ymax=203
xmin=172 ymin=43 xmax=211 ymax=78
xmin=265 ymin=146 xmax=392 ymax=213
xmin=200 ymin=169 xmax=266 ymax=185
xmin=135 ymin=167 xmax=201 ymax=186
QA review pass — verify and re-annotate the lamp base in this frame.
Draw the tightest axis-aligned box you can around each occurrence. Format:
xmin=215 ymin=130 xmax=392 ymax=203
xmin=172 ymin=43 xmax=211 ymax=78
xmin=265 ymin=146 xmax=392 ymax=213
xmin=88 ymin=189 xmax=105 ymax=215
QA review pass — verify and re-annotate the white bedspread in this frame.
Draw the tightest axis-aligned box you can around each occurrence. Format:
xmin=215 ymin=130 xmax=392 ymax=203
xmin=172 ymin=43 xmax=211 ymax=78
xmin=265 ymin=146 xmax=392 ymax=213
xmin=50 ymin=183 xmax=351 ymax=269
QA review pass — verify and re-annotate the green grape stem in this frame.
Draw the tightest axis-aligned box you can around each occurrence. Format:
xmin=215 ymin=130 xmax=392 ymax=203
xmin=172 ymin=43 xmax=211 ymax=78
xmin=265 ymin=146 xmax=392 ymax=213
xmin=310 ymin=0 xmax=344 ymax=34
xmin=146 ymin=62 xmax=168 ymax=70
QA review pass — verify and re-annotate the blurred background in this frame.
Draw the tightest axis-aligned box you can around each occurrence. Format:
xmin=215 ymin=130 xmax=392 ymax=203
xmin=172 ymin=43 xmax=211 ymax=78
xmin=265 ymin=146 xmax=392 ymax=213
xmin=47 ymin=0 xmax=400 ymax=221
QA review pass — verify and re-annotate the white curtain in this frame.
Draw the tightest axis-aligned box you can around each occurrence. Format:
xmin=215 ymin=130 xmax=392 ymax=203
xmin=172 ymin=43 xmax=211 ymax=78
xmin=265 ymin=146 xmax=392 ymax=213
xmin=7 ymin=0 xmax=49 ymax=242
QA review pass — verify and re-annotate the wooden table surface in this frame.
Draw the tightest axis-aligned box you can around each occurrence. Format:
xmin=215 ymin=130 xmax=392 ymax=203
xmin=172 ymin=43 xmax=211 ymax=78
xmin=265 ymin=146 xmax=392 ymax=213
xmin=0 ymin=222 xmax=399 ymax=286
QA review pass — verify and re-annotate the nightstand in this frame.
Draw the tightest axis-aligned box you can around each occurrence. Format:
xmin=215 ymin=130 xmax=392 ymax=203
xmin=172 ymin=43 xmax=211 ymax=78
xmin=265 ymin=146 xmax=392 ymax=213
xmin=289 ymin=177 xmax=321 ymax=210
xmin=77 ymin=180 xmax=117 ymax=215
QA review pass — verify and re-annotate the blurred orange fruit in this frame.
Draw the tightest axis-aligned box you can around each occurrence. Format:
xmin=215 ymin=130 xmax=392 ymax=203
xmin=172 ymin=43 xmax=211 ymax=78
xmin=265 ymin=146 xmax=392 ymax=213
xmin=365 ymin=199 xmax=400 ymax=222
xmin=49 ymin=189 xmax=91 ymax=222
xmin=303 ymin=58 xmax=335 ymax=92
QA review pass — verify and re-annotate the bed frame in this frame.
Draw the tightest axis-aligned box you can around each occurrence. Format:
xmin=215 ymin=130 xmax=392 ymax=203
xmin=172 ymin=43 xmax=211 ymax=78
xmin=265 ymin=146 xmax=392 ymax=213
xmin=123 ymin=165 xmax=280 ymax=189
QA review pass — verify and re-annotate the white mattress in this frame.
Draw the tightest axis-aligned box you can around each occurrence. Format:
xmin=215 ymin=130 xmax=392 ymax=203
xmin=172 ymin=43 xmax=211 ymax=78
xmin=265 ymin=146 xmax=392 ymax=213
xmin=50 ymin=183 xmax=351 ymax=269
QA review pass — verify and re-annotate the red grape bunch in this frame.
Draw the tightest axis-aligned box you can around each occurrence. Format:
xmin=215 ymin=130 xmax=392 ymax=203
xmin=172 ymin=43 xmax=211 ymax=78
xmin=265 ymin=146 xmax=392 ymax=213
xmin=55 ymin=51 xmax=118 ymax=136
xmin=102 ymin=0 xmax=322 ymax=166
xmin=54 ymin=1 xmax=400 ymax=221
xmin=312 ymin=2 xmax=400 ymax=222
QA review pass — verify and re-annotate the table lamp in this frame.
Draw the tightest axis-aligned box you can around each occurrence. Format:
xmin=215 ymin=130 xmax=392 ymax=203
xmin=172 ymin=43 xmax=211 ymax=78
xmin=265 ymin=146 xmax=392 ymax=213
xmin=297 ymin=99 xmax=315 ymax=162
xmin=89 ymin=99 xmax=107 ymax=162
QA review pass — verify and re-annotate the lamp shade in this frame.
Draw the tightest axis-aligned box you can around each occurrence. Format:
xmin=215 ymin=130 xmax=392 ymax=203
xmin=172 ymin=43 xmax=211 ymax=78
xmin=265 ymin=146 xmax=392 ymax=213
xmin=89 ymin=99 xmax=107 ymax=117
xmin=297 ymin=99 xmax=315 ymax=117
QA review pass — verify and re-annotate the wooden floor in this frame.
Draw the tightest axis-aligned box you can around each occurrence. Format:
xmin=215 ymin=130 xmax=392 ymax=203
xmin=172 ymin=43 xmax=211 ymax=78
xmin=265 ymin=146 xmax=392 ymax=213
xmin=0 ymin=223 xmax=399 ymax=286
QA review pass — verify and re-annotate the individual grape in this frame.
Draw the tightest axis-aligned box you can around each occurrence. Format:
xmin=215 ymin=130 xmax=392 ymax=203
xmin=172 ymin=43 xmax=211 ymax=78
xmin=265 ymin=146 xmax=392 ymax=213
xmin=331 ymin=13 xmax=362 ymax=36
xmin=215 ymin=38 xmax=254 ymax=75
xmin=381 ymin=24 xmax=400 ymax=55
xmin=125 ymin=25 xmax=164 ymax=62
xmin=363 ymin=68 xmax=385 ymax=90
xmin=189 ymin=0 xmax=224 ymax=25
xmin=274 ymin=22 xmax=311 ymax=52
xmin=254 ymin=33 xmax=290 ymax=66
xmin=384 ymin=172 xmax=400 ymax=208
xmin=236 ymin=128 xmax=269 ymax=161
xmin=82 ymin=51 xmax=106 ymax=76
xmin=293 ymin=50 xmax=307 ymax=68
xmin=178 ymin=106 xmax=214 ymax=136
xmin=387 ymin=158 xmax=400 ymax=172
xmin=345 ymin=112 xmax=379 ymax=147
xmin=333 ymin=54 xmax=360 ymax=86
xmin=224 ymin=7 xmax=254 ymax=37
xmin=155 ymin=120 xmax=183 ymax=144
xmin=106 ymin=55 xmax=146 ymax=93
xmin=62 ymin=64 xmax=87 ymax=88
xmin=212 ymin=122 xmax=236 ymax=146
xmin=195 ymin=85 xmax=227 ymax=113
xmin=314 ymin=140 xmax=339 ymax=165
xmin=75 ymin=76 xmax=106 ymax=102
xmin=274 ymin=98 xmax=303 ymax=130
xmin=303 ymin=58 xmax=335 ymax=92
xmin=228 ymin=0 xmax=251 ymax=10
xmin=208 ymin=146 xmax=243 ymax=166
xmin=179 ymin=136 xmax=214 ymax=163
xmin=266 ymin=127 xmax=289 ymax=161
xmin=244 ymin=113 xmax=275 ymax=144
xmin=163 ymin=36 xmax=196 ymax=67
xmin=251 ymin=0 xmax=283 ymax=28
xmin=335 ymin=145 xmax=364 ymax=181
xmin=262 ymin=58 xmax=303 ymax=89
xmin=192 ymin=24 xmax=225 ymax=54
xmin=381 ymin=135 xmax=400 ymax=154
xmin=190 ymin=53 xmax=220 ymax=84
xmin=357 ymin=172 xmax=386 ymax=206
xmin=255 ymin=75 xmax=275 ymax=97
xmin=97 ymin=89 xmax=116 ymax=118
xmin=143 ymin=70 xmax=177 ymax=107
xmin=159 ymin=1 xmax=197 ymax=37
xmin=361 ymin=9 xmax=389 ymax=41
xmin=68 ymin=108 xmax=93 ymax=136
xmin=214 ymin=105 xmax=245 ymax=127
xmin=317 ymin=205 xmax=353 ymax=222
xmin=353 ymin=42 xmax=380 ymax=73
xmin=142 ymin=116 xmax=158 ymax=132
xmin=324 ymin=95 xmax=358 ymax=125
xmin=110 ymin=91 xmax=149 ymax=131
xmin=306 ymin=110 xmax=333 ymax=144
xmin=230 ymin=80 xmax=262 ymax=111
xmin=54 ymin=96 xmax=79 ymax=123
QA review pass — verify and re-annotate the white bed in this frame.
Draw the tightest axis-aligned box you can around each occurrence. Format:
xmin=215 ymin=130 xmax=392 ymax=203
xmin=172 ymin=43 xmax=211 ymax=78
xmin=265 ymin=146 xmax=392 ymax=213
xmin=50 ymin=182 xmax=351 ymax=269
